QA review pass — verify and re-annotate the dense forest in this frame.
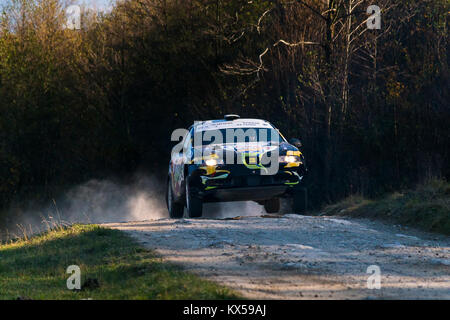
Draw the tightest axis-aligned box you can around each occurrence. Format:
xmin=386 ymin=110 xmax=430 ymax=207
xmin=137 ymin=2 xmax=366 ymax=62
xmin=0 ymin=0 xmax=448 ymax=217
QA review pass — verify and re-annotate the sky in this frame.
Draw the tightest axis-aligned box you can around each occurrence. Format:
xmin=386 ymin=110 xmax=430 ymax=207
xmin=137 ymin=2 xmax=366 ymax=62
xmin=0 ymin=0 xmax=116 ymax=12
xmin=72 ymin=0 xmax=115 ymax=11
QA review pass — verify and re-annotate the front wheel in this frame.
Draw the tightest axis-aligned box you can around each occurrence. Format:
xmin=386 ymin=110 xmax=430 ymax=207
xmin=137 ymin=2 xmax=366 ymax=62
xmin=166 ymin=177 xmax=184 ymax=219
xmin=185 ymin=181 xmax=203 ymax=218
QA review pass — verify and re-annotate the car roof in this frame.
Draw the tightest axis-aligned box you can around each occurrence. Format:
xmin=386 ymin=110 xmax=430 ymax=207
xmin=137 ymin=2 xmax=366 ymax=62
xmin=193 ymin=118 xmax=275 ymax=132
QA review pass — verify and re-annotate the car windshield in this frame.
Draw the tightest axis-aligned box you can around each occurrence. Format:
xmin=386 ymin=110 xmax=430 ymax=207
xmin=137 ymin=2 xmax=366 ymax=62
xmin=197 ymin=128 xmax=284 ymax=146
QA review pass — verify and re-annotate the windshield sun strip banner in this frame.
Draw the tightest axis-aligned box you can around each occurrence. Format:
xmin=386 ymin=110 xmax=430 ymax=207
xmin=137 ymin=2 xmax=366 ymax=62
xmin=195 ymin=120 xmax=272 ymax=132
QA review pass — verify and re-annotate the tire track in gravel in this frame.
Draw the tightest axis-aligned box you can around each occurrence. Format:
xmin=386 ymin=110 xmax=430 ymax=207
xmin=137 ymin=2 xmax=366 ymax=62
xmin=104 ymin=213 xmax=450 ymax=299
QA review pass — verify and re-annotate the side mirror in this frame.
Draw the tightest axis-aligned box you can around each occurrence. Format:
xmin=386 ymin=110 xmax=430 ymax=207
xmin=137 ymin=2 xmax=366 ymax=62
xmin=289 ymin=138 xmax=302 ymax=149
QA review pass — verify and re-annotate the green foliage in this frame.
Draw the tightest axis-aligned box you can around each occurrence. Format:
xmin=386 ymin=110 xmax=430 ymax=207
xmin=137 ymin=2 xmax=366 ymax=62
xmin=0 ymin=225 xmax=240 ymax=299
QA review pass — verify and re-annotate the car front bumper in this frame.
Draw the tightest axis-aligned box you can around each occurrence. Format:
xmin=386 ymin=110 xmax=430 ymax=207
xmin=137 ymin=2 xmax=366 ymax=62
xmin=188 ymin=164 xmax=305 ymax=202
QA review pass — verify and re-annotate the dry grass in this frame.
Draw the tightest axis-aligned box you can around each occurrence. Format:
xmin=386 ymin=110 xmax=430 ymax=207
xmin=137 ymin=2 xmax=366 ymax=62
xmin=320 ymin=179 xmax=450 ymax=235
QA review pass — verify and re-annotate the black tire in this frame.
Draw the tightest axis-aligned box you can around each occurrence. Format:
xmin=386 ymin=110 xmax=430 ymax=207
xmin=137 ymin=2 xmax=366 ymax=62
xmin=264 ymin=198 xmax=280 ymax=213
xmin=292 ymin=187 xmax=307 ymax=214
xmin=166 ymin=178 xmax=184 ymax=219
xmin=185 ymin=181 xmax=203 ymax=218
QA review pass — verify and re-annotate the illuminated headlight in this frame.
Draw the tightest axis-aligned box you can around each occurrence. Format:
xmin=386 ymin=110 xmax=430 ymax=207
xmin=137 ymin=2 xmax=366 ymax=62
xmin=279 ymin=155 xmax=300 ymax=163
xmin=205 ymin=159 xmax=217 ymax=166
xmin=204 ymin=158 xmax=223 ymax=166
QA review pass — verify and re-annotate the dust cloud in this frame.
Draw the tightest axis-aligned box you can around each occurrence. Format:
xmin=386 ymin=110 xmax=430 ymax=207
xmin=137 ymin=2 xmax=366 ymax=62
xmin=1 ymin=174 xmax=167 ymax=240
xmin=61 ymin=175 xmax=167 ymax=224
xmin=1 ymin=173 xmax=267 ymax=241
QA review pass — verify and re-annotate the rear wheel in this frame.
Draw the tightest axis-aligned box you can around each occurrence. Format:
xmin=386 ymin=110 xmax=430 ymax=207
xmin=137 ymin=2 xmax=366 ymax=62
xmin=264 ymin=198 xmax=280 ymax=213
xmin=166 ymin=178 xmax=184 ymax=219
xmin=185 ymin=181 xmax=203 ymax=218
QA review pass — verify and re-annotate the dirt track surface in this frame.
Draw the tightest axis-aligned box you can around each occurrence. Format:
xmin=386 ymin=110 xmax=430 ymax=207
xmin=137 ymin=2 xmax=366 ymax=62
xmin=104 ymin=213 xmax=450 ymax=299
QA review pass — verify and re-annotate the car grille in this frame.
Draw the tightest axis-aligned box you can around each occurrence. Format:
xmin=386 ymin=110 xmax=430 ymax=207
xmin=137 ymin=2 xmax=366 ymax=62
xmin=244 ymin=155 xmax=259 ymax=165
xmin=207 ymin=175 xmax=280 ymax=187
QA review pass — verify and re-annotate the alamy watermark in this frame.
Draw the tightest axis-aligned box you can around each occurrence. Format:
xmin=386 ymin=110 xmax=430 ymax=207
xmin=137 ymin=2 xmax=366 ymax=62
xmin=367 ymin=5 xmax=381 ymax=30
xmin=64 ymin=5 xmax=81 ymax=30
xmin=66 ymin=265 xmax=81 ymax=290
xmin=367 ymin=265 xmax=381 ymax=289
xmin=171 ymin=127 xmax=284 ymax=175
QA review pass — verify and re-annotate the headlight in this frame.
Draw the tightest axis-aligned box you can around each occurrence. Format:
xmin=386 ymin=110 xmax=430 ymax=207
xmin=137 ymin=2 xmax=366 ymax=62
xmin=279 ymin=155 xmax=301 ymax=163
xmin=204 ymin=158 xmax=225 ymax=166
xmin=205 ymin=159 xmax=218 ymax=166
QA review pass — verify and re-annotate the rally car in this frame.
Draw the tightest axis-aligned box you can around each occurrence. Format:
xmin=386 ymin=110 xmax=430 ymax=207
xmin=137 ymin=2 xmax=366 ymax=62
xmin=166 ymin=115 xmax=307 ymax=218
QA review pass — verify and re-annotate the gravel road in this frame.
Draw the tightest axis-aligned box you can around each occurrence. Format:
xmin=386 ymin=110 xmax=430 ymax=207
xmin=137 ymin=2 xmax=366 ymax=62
xmin=104 ymin=207 xmax=450 ymax=299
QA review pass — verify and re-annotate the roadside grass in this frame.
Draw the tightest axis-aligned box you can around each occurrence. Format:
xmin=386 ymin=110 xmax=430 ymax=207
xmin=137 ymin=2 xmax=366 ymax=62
xmin=320 ymin=179 xmax=450 ymax=235
xmin=0 ymin=224 xmax=240 ymax=300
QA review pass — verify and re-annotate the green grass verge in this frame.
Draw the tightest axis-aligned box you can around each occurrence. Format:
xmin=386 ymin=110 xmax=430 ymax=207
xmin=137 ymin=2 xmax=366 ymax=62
xmin=320 ymin=179 xmax=450 ymax=235
xmin=0 ymin=225 xmax=240 ymax=300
